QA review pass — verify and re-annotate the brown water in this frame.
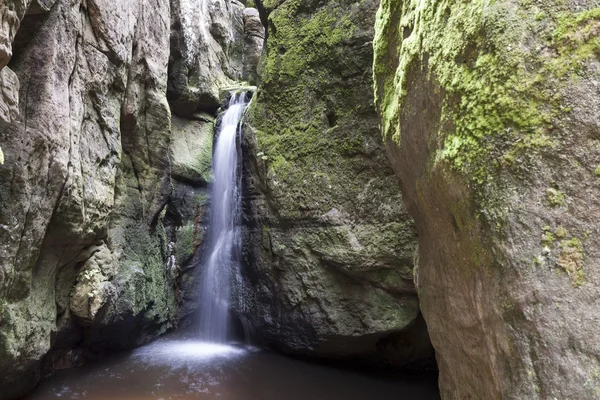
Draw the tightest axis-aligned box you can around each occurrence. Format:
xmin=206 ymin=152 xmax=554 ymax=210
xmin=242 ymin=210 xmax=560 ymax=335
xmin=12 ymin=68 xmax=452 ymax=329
xmin=27 ymin=337 xmax=439 ymax=400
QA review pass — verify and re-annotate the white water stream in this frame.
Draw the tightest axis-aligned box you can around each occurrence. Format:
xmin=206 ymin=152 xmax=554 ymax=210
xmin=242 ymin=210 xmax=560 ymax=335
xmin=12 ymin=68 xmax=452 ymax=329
xmin=199 ymin=93 xmax=248 ymax=342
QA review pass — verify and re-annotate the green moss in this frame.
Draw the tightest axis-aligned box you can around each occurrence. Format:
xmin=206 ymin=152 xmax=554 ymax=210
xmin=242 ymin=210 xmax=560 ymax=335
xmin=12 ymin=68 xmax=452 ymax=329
xmin=194 ymin=193 xmax=209 ymax=207
xmin=264 ymin=0 xmax=355 ymax=82
xmin=119 ymin=219 xmax=176 ymax=320
xmin=552 ymin=8 xmax=600 ymax=76
xmin=542 ymin=227 xmax=555 ymax=247
xmin=374 ymin=0 xmax=599 ymax=223
xmin=247 ymin=0 xmax=397 ymax=220
xmin=572 ymin=268 xmax=586 ymax=287
xmin=555 ymin=226 xmax=567 ymax=238
xmin=197 ymin=146 xmax=213 ymax=183
xmin=175 ymin=223 xmax=196 ymax=264
xmin=546 ymin=188 xmax=566 ymax=207
xmin=594 ymin=165 xmax=600 ymax=177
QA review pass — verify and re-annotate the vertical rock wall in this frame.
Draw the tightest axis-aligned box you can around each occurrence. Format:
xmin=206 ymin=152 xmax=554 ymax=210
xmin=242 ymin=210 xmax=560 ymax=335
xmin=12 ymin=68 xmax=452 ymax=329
xmin=0 ymin=1 xmax=174 ymax=397
xmin=374 ymin=0 xmax=600 ymax=398
xmin=237 ymin=0 xmax=434 ymax=367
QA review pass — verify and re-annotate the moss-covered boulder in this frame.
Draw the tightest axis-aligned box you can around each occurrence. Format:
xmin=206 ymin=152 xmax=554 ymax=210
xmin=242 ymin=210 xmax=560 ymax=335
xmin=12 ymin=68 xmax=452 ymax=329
xmin=238 ymin=0 xmax=434 ymax=366
xmin=374 ymin=0 xmax=600 ymax=397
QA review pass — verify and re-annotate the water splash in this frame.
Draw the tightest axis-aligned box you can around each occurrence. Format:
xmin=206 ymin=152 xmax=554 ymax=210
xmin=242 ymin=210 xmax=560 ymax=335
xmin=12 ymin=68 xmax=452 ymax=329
xmin=199 ymin=92 xmax=248 ymax=342
xmin=132 ymin=339 xmax=245 ymax=366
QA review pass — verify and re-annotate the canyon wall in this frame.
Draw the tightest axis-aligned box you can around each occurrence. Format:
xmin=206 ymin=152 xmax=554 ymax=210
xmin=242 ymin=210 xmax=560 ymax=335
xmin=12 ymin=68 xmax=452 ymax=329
xmin=374 ymin=0 xmax=600 ymax=397
xmin=237 ymin=0 xmax=434 ymax=367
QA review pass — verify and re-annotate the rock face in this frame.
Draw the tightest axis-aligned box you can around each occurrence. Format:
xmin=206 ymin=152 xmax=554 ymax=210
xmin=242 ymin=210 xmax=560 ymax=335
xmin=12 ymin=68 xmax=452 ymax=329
xmin=168 ymin=0 xmax=264 ymax=116
xmin=0 ymin=1 xmax=175 ymax=398
xmin=374 ymin=0 xmax=600 ymax=398
xmin=0 ymin=1 xmax=58 ymax=144
xmin=165 ymin=114 xmax=213 ymax=325
xmin=237 ymin=0 xmax=434 ymax=366
xmin=0 ymin=0 xmax=262 ymax=398
xmin=242 ymin=7 xmax=264 ymax=84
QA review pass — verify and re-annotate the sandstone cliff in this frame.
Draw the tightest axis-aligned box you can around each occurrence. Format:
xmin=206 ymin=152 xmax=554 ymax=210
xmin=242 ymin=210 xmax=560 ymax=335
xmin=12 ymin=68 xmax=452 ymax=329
xmin=0 ymin=1 xmax=262 ymax=398
xmin=374 ymin=0 xmax=600 ymax=397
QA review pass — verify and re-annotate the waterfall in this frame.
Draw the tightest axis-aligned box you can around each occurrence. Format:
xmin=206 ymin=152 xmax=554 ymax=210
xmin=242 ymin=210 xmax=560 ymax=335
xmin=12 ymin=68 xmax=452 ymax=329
xmin=199 ymin=92 xmax=248 ymax=342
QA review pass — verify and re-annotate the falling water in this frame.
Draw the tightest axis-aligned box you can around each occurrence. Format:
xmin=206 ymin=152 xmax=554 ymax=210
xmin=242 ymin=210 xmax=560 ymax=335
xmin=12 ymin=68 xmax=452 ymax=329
xmin=199 ymin=92 xmax=248 ymax=342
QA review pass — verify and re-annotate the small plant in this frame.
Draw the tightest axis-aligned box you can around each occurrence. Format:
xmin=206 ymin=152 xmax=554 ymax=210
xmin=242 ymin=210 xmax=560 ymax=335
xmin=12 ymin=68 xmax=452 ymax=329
xmin=542 ymin=226 xmax=555 ymax=246
xmin=558 ymin=237 xmax=584 ymax=287
xmin=546 ymin=188 xmax=566 ymax=207
xmin=555 ymin=225 xmax=567 ymax=238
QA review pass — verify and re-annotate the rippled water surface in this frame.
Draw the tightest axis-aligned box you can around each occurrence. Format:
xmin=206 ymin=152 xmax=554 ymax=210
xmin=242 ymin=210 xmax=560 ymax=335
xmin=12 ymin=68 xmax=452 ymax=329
xmin=27 ymin=337 xmax=440 ymax=400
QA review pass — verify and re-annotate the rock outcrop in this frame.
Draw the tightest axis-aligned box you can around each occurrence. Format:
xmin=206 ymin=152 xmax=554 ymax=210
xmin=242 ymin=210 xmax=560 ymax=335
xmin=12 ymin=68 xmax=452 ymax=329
xmin=168 ymin=0 xmax=264 ymax=116
xmin=374 ymin=0 xmax=600 ymax=397
xmin=237 ymin=0 xmax=434 ymax=367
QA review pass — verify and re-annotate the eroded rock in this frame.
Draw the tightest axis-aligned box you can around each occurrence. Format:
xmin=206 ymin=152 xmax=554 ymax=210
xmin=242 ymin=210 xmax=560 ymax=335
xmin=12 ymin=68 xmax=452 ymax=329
xmin=168 ymin=0 xmax=244 ymax=116
xmin=0 ymin=66 xmax=19 ymax=123
xmin=242 ymin=7 xmax=264 ymax=83
xmin=0 ymin=0 xmax=174 ymax=397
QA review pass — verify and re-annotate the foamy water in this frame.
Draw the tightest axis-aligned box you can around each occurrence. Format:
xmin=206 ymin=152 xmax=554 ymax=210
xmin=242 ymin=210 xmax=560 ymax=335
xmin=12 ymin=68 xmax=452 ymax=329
xmin=132 ymin=340 xmax=246 ymax=365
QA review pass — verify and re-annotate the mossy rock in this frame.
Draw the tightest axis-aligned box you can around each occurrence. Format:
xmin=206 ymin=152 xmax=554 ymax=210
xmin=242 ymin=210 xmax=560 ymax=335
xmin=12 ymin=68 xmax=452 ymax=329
xmin=374 ymin=0 xmax=600 ymax=398
xmin=238 ymin=0 xmax=431 ymax=368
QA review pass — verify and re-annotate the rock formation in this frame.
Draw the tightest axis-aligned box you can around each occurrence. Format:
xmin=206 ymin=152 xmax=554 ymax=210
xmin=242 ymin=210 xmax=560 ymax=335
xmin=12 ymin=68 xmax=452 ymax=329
xmin=374 ymin=0 xmax=600 ymax=397
xmin=4 ymin=0 xmax=597 ymax=397
xmin=0 ymin=0 xmax=263 ymax=398
xmin=237 ymin=0 xmax=434 ymax=367
xmin=0 ymin=1 xmax=174 ymax=397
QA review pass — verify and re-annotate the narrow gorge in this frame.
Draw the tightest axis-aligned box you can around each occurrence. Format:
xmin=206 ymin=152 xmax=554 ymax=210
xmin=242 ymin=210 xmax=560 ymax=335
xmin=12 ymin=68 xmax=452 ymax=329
xmin=0 ymin=0 xmax=598 ymax=399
